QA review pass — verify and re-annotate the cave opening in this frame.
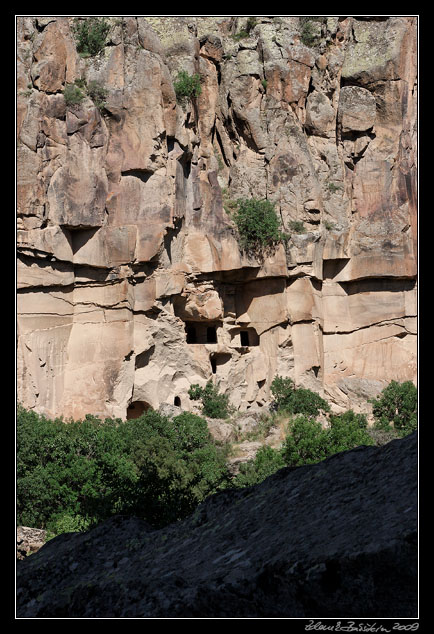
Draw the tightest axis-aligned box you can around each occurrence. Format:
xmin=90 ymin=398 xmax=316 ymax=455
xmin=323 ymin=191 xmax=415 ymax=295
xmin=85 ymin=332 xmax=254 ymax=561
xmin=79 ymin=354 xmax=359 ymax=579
xmin=234 ymin=327 xmax=260 ymax=347
xmin=174 ymin=396 xmax=181 ymax=407
xmin=184 ymin=321 xmax=221 ymax=344
xmin=240 ymin=330 xmax=250 ymax=346
xmin=186 ymin=324 xmax=197 ymax=344
xmin=126 ymin=401 xmax=151 ymax=420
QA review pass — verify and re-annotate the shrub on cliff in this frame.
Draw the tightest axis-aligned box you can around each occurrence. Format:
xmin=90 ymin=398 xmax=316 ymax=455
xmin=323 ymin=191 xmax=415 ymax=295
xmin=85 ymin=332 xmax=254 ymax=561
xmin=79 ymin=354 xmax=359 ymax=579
xmin=72 ymin=17 xmax=110 ymax=57
xmin=174 ymin=71 xmax=202 ymax=104
xmin=87 ymin=80 xmax=108 ymax=112
xmin=17 ymin=406 xmax=230 ymax=534
xmin=369 ymin=380 xmax=417 ymax=436
xmin=188 ymin=380 xmax=232 ymax=419
xmin=63 ymin=83 xmax=85 ymax=106
xmin=231 ymin=197 xmax=288 ymax=255
xmin=270 ymin=375 xmax=331 ymax=417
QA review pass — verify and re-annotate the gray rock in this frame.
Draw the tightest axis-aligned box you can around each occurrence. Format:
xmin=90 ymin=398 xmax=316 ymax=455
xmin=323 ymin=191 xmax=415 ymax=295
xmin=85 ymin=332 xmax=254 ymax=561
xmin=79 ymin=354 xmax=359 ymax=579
xmin=17 ymin=433 xmax=417 ymax=617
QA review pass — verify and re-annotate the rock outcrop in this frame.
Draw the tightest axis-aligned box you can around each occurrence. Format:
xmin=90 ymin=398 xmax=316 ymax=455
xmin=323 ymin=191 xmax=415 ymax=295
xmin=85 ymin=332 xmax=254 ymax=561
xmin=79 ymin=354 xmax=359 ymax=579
xmin=16 ymin=432 xmax=418 ymax=617
xmin=16 ymin=526 xmax=47 ymax=560
xmin=17 ymin=16 xmax=417 ymax=420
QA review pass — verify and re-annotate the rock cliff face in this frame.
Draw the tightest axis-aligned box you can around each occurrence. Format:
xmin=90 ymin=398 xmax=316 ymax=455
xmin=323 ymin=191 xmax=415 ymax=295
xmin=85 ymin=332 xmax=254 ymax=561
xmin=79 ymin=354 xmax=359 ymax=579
xmin=17 ymin=16 xmax=417 ymax=420
xmin=16 ymin=432 xmax=418 ymax=617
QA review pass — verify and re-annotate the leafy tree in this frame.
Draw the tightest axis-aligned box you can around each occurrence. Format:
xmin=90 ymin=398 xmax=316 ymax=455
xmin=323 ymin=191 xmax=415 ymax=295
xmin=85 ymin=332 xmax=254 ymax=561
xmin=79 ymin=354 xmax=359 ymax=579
xmin=327 ymin=412 xmax=374 ymax=454
xmin=329 ymin=409 xmax=368 ymax=430
xmin=72 ymin=17 xmax=110 ymax=57
xmin=188 ymin=380 xmax=232 ymax=419
xmin=369 ymin=380 xmax=417 ymax=436
xmin=17 ymin=406 xmax=230 ymax=534
xmin=282 ymin=415 xmax=331 ymax=466
xmin=281 ymin=413 xmax=373 ymax=468
xmin=270 ymin=375 xmax=331 ymax=417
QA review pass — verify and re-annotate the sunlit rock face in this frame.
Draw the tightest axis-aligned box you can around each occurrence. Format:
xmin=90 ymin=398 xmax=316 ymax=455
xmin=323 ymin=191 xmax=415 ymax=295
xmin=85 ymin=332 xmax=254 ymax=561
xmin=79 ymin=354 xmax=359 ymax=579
xmin=17 ymin=16 xmax=417 ymax=420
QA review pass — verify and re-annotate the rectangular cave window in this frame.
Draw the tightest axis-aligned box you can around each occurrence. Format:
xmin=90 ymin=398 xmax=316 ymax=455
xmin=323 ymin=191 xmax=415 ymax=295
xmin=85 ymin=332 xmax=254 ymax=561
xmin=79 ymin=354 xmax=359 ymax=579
xmin=174 ymin=396 xmax=181 ymax=407
xmin=210 ymin=357 xmax=217 ymax=374
xmin=240 ymin=330 xmax=250 ymax=346
xmin=186 ymin=325 xmax=197 ymax=344
xmin=207 ymin=326 xmax=217 ymax=343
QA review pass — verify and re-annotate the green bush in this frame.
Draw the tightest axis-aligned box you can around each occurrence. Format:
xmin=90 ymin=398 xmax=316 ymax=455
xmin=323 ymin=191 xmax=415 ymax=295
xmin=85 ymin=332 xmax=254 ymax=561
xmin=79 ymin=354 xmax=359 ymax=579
xmin=329 ymin=409 xmax=368 ymax=430
xmin=17 ymin=405 xmax=230 ymax=534
xmin=233 ymin=445 xmax=286 ymax=488
xmin=173 ymin=71 xmax=202 ymax=104
xmin=231 ymin=408 xmax=375 ymax=487
xmin=282 ymin=413 xmax=374 ymax=468
xmin=369 ymin=380 xmax=417 ymax=436
xmin=327 ymin=412 xmax=374 ymax=454
xmin=188 ymin=381 xmax=232 ymax=419
xmin=231 ymin=197 xmax=287 ymax=255
xmin=63 ymin=83 xmax=85 ymax=106
xmin=282 ymin=415 xmax=330 ymax=466
xmin=270 ymin=375 xmax=331 ymax=417
xmin=72 ymin=17 xmax=110 ymax=57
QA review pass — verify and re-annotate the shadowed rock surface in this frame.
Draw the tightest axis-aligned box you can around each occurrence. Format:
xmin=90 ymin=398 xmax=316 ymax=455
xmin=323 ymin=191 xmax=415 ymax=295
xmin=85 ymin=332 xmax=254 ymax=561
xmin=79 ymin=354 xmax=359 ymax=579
xmin=16 ymin=432 xmax=417 ymax=618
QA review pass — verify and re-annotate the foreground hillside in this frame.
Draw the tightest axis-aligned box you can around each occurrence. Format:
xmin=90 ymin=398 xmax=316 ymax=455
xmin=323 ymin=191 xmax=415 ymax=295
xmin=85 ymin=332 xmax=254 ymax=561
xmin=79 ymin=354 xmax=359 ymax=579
xmin=17 ymin=431 xmax=417 ymax=618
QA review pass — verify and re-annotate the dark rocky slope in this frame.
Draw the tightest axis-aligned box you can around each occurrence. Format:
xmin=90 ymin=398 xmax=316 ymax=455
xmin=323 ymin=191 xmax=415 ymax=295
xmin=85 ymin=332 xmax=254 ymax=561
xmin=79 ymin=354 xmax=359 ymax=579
xmin=16 ymin=432 xmax=417 ymax=618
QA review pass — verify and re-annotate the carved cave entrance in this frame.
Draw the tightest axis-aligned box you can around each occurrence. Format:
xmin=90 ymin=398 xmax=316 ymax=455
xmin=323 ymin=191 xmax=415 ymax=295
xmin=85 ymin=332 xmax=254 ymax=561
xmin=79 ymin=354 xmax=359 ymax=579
xmin=185 ymin=321 xmax=221 ymax=344
xmin=231 ymin=327 xmax=260 ymax=347
xmin=210 ymin=352 xmax=231 ymax=375
xmin=126 ymin=400 xmax=151 ymax=420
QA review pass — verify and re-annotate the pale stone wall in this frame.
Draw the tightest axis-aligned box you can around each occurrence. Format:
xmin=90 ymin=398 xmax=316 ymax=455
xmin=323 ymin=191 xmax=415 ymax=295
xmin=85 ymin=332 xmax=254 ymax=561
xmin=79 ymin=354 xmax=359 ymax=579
xmin=17 ymin=16 xmax=417 ymax=419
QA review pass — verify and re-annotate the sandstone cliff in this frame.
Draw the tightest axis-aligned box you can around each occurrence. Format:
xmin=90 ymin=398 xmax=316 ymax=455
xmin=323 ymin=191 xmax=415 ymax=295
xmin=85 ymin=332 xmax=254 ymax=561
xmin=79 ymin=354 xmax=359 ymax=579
xmin=16 ymin=432 xmax=418 ymax=617
xmin=17 ymin=16 xmax=417 ymax=420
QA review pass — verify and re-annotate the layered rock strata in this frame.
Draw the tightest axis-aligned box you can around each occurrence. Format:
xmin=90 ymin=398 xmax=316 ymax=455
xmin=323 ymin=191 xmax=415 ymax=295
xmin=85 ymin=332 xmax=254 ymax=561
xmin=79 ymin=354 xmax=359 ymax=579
xmin=17 ymin=16 xmax=417 ymax=420
xmin=16 ymin=432 xmax=418 ymax=617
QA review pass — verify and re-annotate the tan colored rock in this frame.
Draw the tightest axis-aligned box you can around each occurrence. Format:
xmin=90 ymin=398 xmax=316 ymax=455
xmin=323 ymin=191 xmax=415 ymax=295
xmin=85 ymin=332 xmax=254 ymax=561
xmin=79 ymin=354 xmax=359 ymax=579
xmin=16 ymin=17 xmax=417 ymax=421
xmin=17 ymin=526 xmax=47 ymax=560
xmin=32 ymin=21 xmax=67 ymax=93
xmin=338 ymin=86 xmax=376 ymax=133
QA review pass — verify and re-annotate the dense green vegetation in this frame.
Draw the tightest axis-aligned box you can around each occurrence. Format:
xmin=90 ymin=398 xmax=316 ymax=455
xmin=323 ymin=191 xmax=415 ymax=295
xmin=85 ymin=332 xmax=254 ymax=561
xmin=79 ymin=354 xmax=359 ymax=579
xmin=370 ymin=380 xmax=417 ymax=436
xmin=63 ymin=78 xmax=107 ymax=112
xmin=72 ymin=17 xmax=110 ymax=57
xmin=270 ymin=375 xmax=331 ymax=417
xmin=188 ymin=380 xmax=232 ymax=419
xmin=17 ymin=380 xmax=417 ymax=538
xmin=17 ymin=407 xmax=230 ymax=536
xmin=63 ymin=83 xmax=86 ymax=106
xmin=173 ymin=71 xmax=202 ymax=104
xmin=231 ymin=197 xmax=288 ymax=255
